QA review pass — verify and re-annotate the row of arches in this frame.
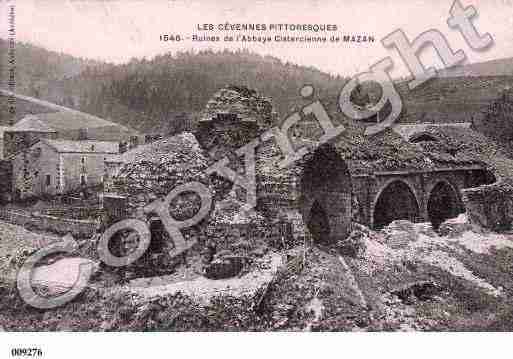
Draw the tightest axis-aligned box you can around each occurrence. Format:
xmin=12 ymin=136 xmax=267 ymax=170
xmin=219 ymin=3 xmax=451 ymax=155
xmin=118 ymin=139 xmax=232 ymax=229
xmin=373 ymin=179 xmax=463 ymax=230
xmin=305 ymin=177 xmax=464 ymax=242
xmin=300 ymin=146 xmax=466 ymax=243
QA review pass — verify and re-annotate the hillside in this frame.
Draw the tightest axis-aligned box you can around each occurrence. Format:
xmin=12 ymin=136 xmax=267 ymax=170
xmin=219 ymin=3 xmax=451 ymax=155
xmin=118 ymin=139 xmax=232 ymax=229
xmin=0 ymin=39 xmax=106 ymax=97
xmin=1 ymin=41 xmax=347 ymax=134
xmin=0 ymin=39 xmax=108 ymax=124
xmin=3 ymin=40 xmax=513 ymax=143
xmin=64 ymin=51 xmax=348 ymax=134
xmin=438 ymin=57 xmax=513 ymax=78
xmin=397 ymin=76 xmax=513 ymax=124
xmin=3 ymin=218 xmax=513 ymax=331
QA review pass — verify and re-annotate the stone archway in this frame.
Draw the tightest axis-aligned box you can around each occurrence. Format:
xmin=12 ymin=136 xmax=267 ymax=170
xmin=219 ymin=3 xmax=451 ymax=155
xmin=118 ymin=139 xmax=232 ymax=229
xmin=373 ymin=180 xmax=420 ymax=229
xmin=427 ymin=181 xmax=462 ymax=229
xmin=301 ymin=144 xmax=352 ymax=244
xmin=306 ymin=200 xmax=331 ymax=243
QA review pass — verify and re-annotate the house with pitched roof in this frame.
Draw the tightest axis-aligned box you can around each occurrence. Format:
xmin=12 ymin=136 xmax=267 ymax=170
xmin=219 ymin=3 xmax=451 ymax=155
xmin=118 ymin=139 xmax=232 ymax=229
xmin=0 ymin=90 xmax=142 ymax=160
xmin=3 ymin=112 xmax=140 ymax=159
xmin=12 ymin=139 xmax=118 ymax=199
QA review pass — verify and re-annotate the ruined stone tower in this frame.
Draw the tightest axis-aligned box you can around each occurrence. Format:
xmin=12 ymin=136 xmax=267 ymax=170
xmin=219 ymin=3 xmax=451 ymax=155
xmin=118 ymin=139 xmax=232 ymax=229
xmin=195 ymin=85 xmax=276 ymax=161
xmin=196 ymin=85 xmax=353 ymax=245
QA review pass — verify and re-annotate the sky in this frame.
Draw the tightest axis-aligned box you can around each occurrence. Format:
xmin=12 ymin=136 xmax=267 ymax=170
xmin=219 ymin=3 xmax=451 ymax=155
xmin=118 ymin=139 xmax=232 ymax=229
xmin=2 ymin=0 xmax=513 ymax=78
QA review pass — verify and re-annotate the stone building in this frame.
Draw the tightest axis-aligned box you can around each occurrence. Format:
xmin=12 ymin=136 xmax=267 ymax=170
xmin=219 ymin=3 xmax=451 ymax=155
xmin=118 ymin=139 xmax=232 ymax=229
xmin=105 ymin=85 xmax=508 ymax=253
xmin=3 ymin=112 xmax=140 ymax=159
xmin=256 ymin=123 xmax=499 ymax=243
xmin=3 ymin=118 xmax=58 ymax=160
xmin=0 ymin=94 xmax=143 ymax=202
xmin=12 ymin=139 xmax=118 ymax=199
xmin=0 ymin=126 xmax=14 ymax=160
xmin=0 ymin=159 xmax=12 ymax=202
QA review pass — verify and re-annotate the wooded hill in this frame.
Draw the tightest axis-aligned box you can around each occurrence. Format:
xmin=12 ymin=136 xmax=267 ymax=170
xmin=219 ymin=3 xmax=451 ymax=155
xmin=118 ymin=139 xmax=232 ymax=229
xmin=2 ymin=38 xmax=513 ymax=143
xmin=0 ymin=40 xmax=347 ymax=134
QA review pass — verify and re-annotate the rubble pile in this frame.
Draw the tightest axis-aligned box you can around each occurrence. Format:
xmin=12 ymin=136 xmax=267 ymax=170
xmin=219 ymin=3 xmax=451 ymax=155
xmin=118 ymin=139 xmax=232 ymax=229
xmin=336 ymin=223 xmax=368 ymax=258
xmin=4 ymin=213 xmax=513 ymax=331
xmin=438 ymin=213 xmax=474 ymax=237
xmin=98 ymin=288 xmax=275 ymax=331
xmin=204 ymin=195 xmax=272 ymax=256
xmin=333 ymin=129 xmax=432 ymax=174
xmin=417 ymin=126 xmax=500 ymax=161
xmin=0 ymin=221 xmax=60 ymax=284
xmin=113 ymin=132 xmax=210 ymax=210
xmin=329 ymin=125 xmax=495 ymax=175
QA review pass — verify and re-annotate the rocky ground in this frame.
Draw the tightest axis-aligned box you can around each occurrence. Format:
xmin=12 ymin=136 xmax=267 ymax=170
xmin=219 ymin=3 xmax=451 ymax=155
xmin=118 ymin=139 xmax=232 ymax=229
xmin=1 ymin=215 xmax=513 ymax=331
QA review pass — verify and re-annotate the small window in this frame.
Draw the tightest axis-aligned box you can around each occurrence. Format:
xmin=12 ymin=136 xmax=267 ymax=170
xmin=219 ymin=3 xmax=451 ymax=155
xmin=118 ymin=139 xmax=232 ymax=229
xmin=91 ymin=145 xmax=95 ymax=151
xmin=80 ymin=174 xmax=87 ymax=186
xmin=81 ymin=157 xmax=86 ymax=164
xmin=45 ymin=174 xmax=51 ymax=187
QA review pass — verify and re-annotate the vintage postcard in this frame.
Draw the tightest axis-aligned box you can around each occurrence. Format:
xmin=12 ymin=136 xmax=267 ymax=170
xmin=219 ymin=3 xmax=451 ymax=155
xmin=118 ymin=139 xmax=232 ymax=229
xmin=1 ymin=0 xmax=513 ymax=357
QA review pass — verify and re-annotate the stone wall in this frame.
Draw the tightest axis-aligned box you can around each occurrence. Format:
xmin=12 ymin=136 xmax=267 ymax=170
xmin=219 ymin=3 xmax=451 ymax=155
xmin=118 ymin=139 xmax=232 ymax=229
xmin=0 ymin=160 xmax=12 ymax=201
xmin=352 ymin=168 xmax=492 ymax=229
xmin=0 ymin=208 xmax=97 ymax=238
xmin=61 ymin=152 xmax=106 ymax=193
xmin=258 ymin=144 xmax=352 ymax=244
xmin=12 ymin=140 xmax=60 ymax=198
xmin=42 ymin=206 xmax=103 ymax=221
xmin=4 ymin=131 xmax=56 ymax=160
xmin=462 ymin=183 xmax=513 ymax=231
